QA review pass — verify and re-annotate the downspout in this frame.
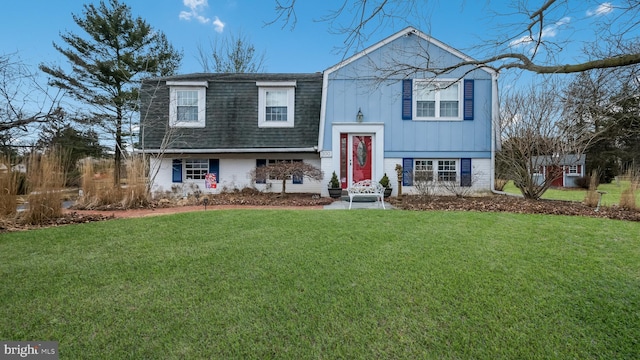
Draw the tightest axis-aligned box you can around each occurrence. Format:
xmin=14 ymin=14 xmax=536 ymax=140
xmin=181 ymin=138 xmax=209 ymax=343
xmin=490 ymin=72 xmax=508 ymax=195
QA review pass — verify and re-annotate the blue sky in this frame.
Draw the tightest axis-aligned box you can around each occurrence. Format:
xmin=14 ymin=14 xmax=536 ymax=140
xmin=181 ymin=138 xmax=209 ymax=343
xmin=0 ymin=1 xmax=625 ymax=75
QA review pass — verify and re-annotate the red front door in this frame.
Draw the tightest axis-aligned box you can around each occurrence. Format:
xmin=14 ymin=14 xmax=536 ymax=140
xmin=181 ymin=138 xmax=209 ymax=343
xmin=352 ymin=135 xmax=372 ymax=183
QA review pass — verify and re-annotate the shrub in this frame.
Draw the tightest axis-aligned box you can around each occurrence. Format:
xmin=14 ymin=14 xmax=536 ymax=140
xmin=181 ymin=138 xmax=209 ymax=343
xmin=379 ymin=173 xmax=391 ymax=188
xmin=413 ymin=172 xmax=436 ymax=200
xmin=329 ymin=171 xmax=340 ymax=188
xmin=494 ymin=178 xmax=508 ymax=191
xmin=574 ymin=176 xmax=595 ymax=189
xmin=252 ymin=161 xmax=323 ymax=197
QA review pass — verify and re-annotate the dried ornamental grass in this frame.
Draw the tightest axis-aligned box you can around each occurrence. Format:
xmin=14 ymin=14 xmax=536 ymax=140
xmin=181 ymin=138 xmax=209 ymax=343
xmin=0 ymin=156 xmax=18 ymax=218
xmin=23 ymin=151 xmax=65 ymax=225
xmin=584 ymin=170 xmax=600 ymax=207
xmin=619 ymin=176 xmax=638 ymax=211
xmin=77 ymin=156 xmax=149 ymax=209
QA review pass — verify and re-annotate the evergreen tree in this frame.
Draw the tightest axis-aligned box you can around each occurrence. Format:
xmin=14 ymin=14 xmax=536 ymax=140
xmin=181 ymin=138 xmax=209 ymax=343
xmin=40 ymin=0 xmax=182 ymax=186
xmin=37 ymin=124 xmax=108 ymax=186
xmin=607 ymin=83 xmax=640 ymax=174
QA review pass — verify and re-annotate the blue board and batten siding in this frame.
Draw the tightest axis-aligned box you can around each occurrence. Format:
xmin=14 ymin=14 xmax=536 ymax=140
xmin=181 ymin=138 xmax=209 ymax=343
xmin=321 ymin=32 xmax=493 ymax=160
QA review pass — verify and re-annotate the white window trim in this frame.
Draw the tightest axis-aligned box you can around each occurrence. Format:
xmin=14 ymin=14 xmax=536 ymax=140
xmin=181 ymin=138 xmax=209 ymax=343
xmin=567 ymin=165 xmax=579 ymax=176
xmin=413 ymin=79 xmax=463 ymax=121
xmin=184 ymin=159 xmax=208 ymax=180
xmin=257 ymin=81 xmax=296 ymax=128
xmin=168 ymin=81 xmax=207 ymax=128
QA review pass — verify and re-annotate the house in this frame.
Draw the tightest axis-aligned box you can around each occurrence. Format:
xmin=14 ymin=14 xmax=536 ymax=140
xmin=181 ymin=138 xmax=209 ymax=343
xmin=532 ymin=154 xmax=586 ymax=187
xmin=318 ymin=27 xmax=498 ymax=196
xmin=139 ymin=73 xmax=323 ymax=195
xmin=0 ymin=163 xmax=26 ymax=174
xmin=140 ymin=27 xmax=498 ymax=198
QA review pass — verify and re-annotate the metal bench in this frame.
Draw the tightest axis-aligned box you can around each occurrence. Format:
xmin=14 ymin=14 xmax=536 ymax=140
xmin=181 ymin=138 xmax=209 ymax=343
xmin=347 ymin=179 xmax=385 ymax=209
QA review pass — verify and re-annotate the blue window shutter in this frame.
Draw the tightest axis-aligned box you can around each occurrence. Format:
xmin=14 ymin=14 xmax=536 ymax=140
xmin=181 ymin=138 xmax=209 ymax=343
xmin=292 ymin=159 xmax=303 ymax=184
xmin=208 ymin=159 xmax=219 ymax=180
xmin=461 ymin=158 xmax=472 ymax=187
xmin=256 ymin=159 xmax=267 ymax=184
xmin=463 ymin=79 xmax=474 ymax=120
xmin=402 ymin=79 xmax=412 ymax=120
xmin=172 ymin=159 xmax=182 ymax=183
xmin=402 ymin=158 xmax=414 ymax=186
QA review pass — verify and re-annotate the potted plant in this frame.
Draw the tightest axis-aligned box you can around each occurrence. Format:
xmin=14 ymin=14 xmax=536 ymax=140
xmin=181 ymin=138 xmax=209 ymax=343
xmin=328 ymin=171 xmax=342 ymax=198
xmin=379 ymin=173 xmax=393 ymax=198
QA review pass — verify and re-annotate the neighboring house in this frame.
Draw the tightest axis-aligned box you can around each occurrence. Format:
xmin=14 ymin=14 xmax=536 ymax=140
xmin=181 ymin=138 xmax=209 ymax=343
xmin=0 ymin=163 xmax=26 ymax=173
xmin=532 ymin=154 xmax=586 ymax=188
xmin=139 ymin=73 xmax=323 ymax=195
xmin=318 ymin=27 xmax=498 ymax=196
xmin=12 ymin=164 xmax=27 ymax=173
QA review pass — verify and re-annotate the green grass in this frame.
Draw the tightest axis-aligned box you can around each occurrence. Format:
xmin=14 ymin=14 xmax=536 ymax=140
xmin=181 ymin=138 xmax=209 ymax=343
xmin=1 ymin=210 xmax=639 ymax=359
xmin=503 ymin=180 xmax=640 ymax=206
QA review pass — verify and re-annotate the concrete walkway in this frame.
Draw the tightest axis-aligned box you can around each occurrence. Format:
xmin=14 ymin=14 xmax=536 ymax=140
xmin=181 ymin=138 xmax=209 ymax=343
xmin=323 ymin=199 xmax=393 ymax=210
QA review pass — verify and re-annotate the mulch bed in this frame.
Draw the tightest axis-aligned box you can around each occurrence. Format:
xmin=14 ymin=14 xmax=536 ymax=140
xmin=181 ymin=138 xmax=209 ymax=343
xmin=1 ymin=212 xmax=115 ymax=233
xmin=390 ymin=195 xmax=640 ymax=222
xmin=2 ymin=193 xmax=639 ymax=233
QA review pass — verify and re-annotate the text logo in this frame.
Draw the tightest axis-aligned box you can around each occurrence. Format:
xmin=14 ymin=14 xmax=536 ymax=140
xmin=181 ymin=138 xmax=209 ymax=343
xmin=1 ymin=342 xmax=58 ymax=360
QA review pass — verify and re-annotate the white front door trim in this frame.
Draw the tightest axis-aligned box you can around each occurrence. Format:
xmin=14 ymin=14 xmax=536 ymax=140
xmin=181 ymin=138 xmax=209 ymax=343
xmin=331 ymin=123 xmax=385 ymax=185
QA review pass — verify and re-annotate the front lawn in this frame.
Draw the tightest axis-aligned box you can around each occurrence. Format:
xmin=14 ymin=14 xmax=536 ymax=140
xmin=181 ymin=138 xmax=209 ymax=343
xmin=503 ymin=180 xmax=639 ymax=206
xmin=1 ymin=210 xmax=639 ymax=359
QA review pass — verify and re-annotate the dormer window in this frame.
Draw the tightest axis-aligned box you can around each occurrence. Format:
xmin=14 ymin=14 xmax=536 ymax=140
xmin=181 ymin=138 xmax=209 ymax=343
xmin=167 ymin=81 xmax=207 ymax=128
xmin=257 ymin=81 xmax=296 ymax=128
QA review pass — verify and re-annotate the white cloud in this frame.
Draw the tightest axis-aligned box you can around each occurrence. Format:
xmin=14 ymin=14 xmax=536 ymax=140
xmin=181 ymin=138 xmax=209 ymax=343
xmin=509 ymin=17 xmax=571 ymax=47
xmin=509 ymin=35 xmax=533 ymax=47
xmin=212 ymin=16 xmax=225 ymax=33
xmin=587 ymin=2 xmax=614 ymax=17
xmin=179 ymin=0 xmax=211 ymax=24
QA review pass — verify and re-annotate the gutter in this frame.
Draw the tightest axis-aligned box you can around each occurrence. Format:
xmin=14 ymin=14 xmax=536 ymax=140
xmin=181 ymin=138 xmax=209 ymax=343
xmin=137 ymin=147 xmax=318 ymax=154
xmin=490 ymin=72 xmax=508 ymax=196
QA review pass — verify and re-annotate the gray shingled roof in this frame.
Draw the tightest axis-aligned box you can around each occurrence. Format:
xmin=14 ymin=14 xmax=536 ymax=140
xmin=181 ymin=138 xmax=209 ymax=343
xmin=140 ymin=73 xmax=322 ymax=152
xmin=531 ymin=154 xmax=586 ymax=165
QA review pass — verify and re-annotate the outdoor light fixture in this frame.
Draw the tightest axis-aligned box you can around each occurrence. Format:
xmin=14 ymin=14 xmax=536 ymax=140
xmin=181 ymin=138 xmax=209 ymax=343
xmin=356 ymin=108 xmax=363 ymax=122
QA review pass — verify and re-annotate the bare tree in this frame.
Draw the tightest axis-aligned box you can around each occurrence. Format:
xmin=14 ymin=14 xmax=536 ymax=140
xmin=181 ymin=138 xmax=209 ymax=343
xmin=269 ymin=0 xmax=640 ymax=75
xmin=498 ymin=79 xmax=597 ymax=199
xmin=138 ymin=78 xmax=188 ymax=196
xmin=438 ymin=169 xmax=484 ymax=198
xmin=197 ymin=31 xmax=266 ymax=73
xmin=0 ymin=53 xmax=64 ymax=140
xmin=251 ymin=160 xmax=323 ymax=197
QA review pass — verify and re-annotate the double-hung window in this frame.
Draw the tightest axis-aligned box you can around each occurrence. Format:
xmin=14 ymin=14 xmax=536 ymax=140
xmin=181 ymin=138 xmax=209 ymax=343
xmin=167 ymin=81 xmax=207 ymax=128
xmin=414 ymin=160 xmax=434 ymax=182
xmin=257 ymin=81 xmax=296 ymax=128
xmin=185 ymin=159 xmax=209 ymax=180
xmin=413 ymin=159 xmax=458 ymax=182
xmin=414 ymin=80 xmax=462 ymax=120
xmin=437 ymin=160 xmax=457 ymax=182
xmin=265 ymin=90 xmax=289 ymax=121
